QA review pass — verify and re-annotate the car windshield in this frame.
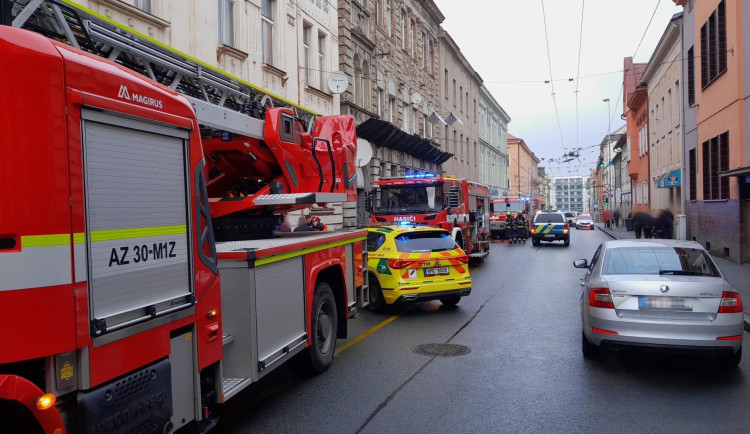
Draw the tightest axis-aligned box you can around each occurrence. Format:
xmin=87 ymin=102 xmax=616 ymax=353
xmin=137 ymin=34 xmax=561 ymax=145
xmin=372 ymin=185 xmax=443 ymax=214
xmin=565 ymin=212 xmax=575 ymax=218
xmin=393 ymin=231 xmax=456 ymax=253
xmin=602 ymin=247 xmax=721 ymax=276
xmin=534 ymin=213 xmax=564 ymax=223
xmin=577 ymin=217 xmax=593 ymax=222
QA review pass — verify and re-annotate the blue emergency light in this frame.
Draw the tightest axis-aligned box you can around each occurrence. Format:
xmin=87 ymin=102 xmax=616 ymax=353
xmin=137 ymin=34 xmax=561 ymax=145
xmin=404 ymin=173 xmax=436 ymax=179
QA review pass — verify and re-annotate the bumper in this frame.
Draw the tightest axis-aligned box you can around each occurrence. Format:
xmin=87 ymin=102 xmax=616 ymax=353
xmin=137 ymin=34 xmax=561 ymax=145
xmin=576 ymin=224 xmax=593 ymax=229
xmin=584 ymin=308 xmax=744 ymax=353
xmin=382 ymin=279 xmax=472 ymax=304
xmin=531 ymin=233 xmax=568 ymax=241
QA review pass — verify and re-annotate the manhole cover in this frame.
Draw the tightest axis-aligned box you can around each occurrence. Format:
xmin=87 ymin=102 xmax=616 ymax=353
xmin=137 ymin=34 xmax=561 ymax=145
xmin=414 ymin=343 xmax=471 ymax=357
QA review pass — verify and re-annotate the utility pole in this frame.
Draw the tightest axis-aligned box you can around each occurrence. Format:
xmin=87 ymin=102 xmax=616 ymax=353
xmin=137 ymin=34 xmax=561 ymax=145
xmin=603 ymin=98 xmax=613 ymax=216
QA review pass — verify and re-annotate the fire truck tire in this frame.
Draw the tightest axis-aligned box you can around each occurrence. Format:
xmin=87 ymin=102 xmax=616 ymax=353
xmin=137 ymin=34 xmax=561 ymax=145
xmin=0 ymin=399 xmax=44 ymax=434
xmin=290 ymin=282 xmax=338 ymax=376
xmin=367 ymin=277 xmax=387 ymax=313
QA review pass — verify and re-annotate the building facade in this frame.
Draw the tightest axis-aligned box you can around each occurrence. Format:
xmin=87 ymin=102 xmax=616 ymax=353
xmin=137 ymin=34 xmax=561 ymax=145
xmin=507 ymin=134 xmax=540 ymax=200
xmin=641 ymin=13 xmax=684 ymax=215
xmin=611 ymin=126 xmax=631 ymax=219
xmin=675 ymin=0 xmax=750 ymax=262
xmin=337 ymin=0 xmax=450 ymax=226
xmin=478 ymin=85 xmax=511 ymax=197
xmin=439 ymin=30 xmax=481 ymax=180
xmin=550 ymin=176 xmax=588 ymax=214
xmin=624 ymin=57 xmax=650 ymax=215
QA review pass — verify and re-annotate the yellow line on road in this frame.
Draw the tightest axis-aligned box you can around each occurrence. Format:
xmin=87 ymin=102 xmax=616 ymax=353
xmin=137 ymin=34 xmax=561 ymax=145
xmin=335 ymin=314 xmax=400 ymax=356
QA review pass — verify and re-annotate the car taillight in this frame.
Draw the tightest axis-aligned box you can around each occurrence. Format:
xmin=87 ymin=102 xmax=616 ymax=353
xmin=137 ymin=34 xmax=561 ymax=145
xmin=455 ymin=255 xmax=469 ymax=264
xmin=588 ymin=288 xmax=614 ymax=309
xmin=531 ymin=225 xmax=538 ymax=234
xmin=718 ymin=291 xmax=743 ymax=313
xmin=563 ymin=225 xmax=570 ymax=233
xmin=387 ymin=259 xmax=416 ymax=269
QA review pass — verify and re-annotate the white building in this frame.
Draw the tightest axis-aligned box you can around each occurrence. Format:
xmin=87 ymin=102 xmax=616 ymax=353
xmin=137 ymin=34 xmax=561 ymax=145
xmin=478 ymin=85 xmax=510 ymax=197
xmin=550 ymin=176 xmax=589 ymax=213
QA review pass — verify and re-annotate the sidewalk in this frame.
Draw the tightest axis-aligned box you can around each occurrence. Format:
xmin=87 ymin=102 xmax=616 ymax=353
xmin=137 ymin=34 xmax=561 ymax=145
xmin=597 ymin=223 xmax=750 ymax=331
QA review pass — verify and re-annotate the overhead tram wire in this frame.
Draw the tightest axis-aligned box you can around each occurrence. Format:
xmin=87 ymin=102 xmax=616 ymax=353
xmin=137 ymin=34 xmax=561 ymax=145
xmin=575 ymin=0 xmax=585 ymax=151
xmin=541 ymin=0 xmax=566 ymax=154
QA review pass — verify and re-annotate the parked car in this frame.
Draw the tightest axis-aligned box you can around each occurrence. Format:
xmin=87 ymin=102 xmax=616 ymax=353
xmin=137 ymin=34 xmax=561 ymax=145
xmin=576 ymin=215 xmax=594 ymax=230
xmin=575 ymin=239 xmax=744 ymax=367
xmin=530 ymin=211 xmax=570 ymax=246
xmin=366 ymin=225 xmax=472 ymax=312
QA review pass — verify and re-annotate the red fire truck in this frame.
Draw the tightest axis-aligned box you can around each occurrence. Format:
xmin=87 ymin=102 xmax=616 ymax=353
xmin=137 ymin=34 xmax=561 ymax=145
xmin=1 ymin=5 xmax=367 ymax=433
xmin=489 ymin=197 xmax=543 ymax=240
xmin=369 ymin=174 xmax=490 ymax=263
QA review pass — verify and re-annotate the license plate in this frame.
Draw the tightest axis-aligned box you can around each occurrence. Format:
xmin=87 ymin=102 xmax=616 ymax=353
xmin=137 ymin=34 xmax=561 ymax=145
xmin=425 ymin=267 xmax=449 ymax=276
xmin=544 ymin=234 xmax=555 ymax=238
xmin=638 ymin=296 xmax=693 ymax=311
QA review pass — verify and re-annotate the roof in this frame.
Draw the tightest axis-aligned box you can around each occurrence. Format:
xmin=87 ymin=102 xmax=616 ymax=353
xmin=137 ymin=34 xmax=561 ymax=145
xmin=603 ymin=239 xmax=704 ymax=249
xmin=356 ymin=118 xmax=452 ymax=165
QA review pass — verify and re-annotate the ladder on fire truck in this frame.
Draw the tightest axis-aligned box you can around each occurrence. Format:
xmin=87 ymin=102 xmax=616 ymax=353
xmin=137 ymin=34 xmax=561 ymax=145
xmin=4 ymin=0 xmax=346 ymax=207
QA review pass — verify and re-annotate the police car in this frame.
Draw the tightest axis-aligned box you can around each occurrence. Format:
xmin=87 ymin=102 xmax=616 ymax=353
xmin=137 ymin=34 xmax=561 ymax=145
xmin=530 ymin=211 xmax=570 ymax=247
xmin=365 ymin=225 xmax=472 ymax=312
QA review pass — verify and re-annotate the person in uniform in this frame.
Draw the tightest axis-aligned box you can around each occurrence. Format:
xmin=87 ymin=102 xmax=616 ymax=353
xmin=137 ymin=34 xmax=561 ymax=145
xmin=516 ymin=211 xmax=527 ymax=243
xmin=505 ymin=212 xmax=514 ymax=243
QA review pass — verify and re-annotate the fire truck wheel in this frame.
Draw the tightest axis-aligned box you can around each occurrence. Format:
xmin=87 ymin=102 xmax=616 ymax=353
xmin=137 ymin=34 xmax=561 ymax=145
xmin=367 ymin=277 xmax=387 ymax=313
xmin=291 ymin=282 xmax=338 ymax=376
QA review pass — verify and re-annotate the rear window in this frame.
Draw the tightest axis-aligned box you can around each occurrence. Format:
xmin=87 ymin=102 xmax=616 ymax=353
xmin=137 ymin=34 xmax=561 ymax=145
xmin=577 ymin=216 xmax=593 ymax=222
xmin=534 ymin=213 xmax=564 ymax=223
xmin=565 ymin=212 xmax=575 ymax=218
xmin=394 ymin=231 xmax=456 ymax=253
xmin=602 ymin=247 xmax=721 ymax=276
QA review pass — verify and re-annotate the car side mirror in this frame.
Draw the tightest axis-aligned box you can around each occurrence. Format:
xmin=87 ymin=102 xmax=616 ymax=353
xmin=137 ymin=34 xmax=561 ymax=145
xmin=573 ymin=259 xmax=588 ymax=268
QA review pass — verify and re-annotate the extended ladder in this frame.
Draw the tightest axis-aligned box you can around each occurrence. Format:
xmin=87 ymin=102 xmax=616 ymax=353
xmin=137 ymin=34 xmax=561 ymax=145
xmin=4 ymin=0 xmax=316 ymax=139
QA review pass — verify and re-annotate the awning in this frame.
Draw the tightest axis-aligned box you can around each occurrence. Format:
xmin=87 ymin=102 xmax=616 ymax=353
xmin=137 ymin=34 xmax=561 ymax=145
xmin=656 ymin=169 xmax=681 ymax=188
xmin=719 ymin=165 xmax=750 ymax=177
xmin=356 ymin=118 xmax=453 ymax=165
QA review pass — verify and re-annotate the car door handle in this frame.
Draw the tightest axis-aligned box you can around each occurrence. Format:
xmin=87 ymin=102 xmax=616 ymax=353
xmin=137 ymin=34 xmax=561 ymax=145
xmin=580 ymin=283 xmax=585 ymax=287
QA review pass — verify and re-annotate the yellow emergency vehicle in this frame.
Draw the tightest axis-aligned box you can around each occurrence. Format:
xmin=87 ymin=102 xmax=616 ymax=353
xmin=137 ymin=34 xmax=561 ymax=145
xmin=366 ymin=225 xmax=472 ymax=311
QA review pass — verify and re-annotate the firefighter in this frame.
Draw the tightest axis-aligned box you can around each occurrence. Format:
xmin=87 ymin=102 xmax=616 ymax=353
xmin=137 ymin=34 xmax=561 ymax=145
xmin=514 ymin=211 xmax=526 ymax=243
xmin=505 ymin=211 xmax=514 ymax=243
xmin=516 ymin=211 xmax=527 ymax=243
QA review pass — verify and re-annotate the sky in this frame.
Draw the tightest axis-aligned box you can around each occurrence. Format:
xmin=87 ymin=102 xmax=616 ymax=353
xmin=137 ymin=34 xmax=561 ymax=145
xmin=433 ymin=0 xmax=682 ymax=177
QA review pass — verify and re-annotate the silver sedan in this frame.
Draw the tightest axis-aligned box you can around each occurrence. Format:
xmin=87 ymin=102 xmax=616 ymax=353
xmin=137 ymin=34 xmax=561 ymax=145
xmin=574 ymin=239 xmax=744 ymax=366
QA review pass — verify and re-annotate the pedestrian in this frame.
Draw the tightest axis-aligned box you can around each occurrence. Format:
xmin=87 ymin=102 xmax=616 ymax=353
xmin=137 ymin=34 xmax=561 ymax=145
xmin=505 ymin=212 xmax=514 ymax=243
xmin=294 ymin=214 xmax=315 ymax=232
xmin=276 ymin=213 xmax=291 ymax=233
xmin=632 ymin=212 xmax=652 ymax=239
xmin=613 ymin=209 xmax=621 ymax=229
xmin=515 ymin=211 xmax=527 ymax=243
xmin=603 ymin=209 xmax=612 ymax=229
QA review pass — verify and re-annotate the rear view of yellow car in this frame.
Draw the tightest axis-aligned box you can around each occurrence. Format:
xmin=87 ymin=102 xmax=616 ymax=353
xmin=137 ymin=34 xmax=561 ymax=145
xmin=366 ymin=225 xmax=472 ymax=311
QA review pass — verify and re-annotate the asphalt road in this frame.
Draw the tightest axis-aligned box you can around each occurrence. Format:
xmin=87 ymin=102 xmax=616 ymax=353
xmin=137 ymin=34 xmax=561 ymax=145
xmin=216 ymin=228 xmax=750 ymax=433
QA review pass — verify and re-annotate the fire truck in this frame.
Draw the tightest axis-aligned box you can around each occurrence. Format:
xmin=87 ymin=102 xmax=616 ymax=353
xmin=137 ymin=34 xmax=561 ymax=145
xmin=0 ymin=3 xmax=368 ymax=433
xmin=489 ymin=197 xmax=543 ymax=240
xmin=369 ymin=174 xmax=490 ymax=263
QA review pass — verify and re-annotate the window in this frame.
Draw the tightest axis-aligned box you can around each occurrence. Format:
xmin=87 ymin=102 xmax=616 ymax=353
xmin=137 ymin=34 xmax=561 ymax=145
xmin=444 ymin=69 xmax=449 ymax=100
xmin=388 ymin=96 xmax=395 ymax=122
xmin=428 ymin=39 xmax=434 ymax=74
xmin=302 ymin=24 xmax=311 ymax=86
xmin=386 ymin=0 xmax=392 ymax=36
xmin=402 ymin=101 xmax=409 ymax=132
xmin=452 ymin=79 xmax=456 ymax=106
xmin=410 ymin=19 xmax=416 ymax=58
xmin=460 ymin=133 xmax=464 ymax=159
xmin=134 ymin=0 xmax=151 ymax=14
xmin=353 ymin=55 xmax=360 ymax=103
xmin=453 ymin=130 xmax=457 ymax=157
xmin=377 ymin=89 xmax=383 ymax=117
xmin=423 ymin=114 xmax=428 ymax=137
xmin=400 ymin=10 xmax=406 ymax=50
xmin=687 ymin=46 xmax=695 ymax=105
xmin=465 ymin=92 xmax=469 ymax=115
xmin=702 ymin=132 xmax=729 ymax=200
xmin=361 ymin=61 xmax=369 ymax=107
xmin=700 ymin=0 xmax=727 ymax=88
xmin=421 ymin=31 xmax=426 ymax=69
xmin=375 ymin=0 xmax=381 ymax=26
xmin=459 ymin=86 xmax=463 ymax=112
xmin=218 ymin=0 xmax=234 ymax=46
xmin=261 ymin=0 xmax=274 ymax=65
xmin=689 ymin=148 xmax=697 ymax=201
xmin=638 ymin=124 xmax=648 ymax=156
xmin=318 ymin=33 xmax=325 ymax=89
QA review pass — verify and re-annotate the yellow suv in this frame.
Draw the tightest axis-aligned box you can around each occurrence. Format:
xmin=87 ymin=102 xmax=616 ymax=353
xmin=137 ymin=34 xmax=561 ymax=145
xmin=366 ymin=225 xmax=472 ymax=311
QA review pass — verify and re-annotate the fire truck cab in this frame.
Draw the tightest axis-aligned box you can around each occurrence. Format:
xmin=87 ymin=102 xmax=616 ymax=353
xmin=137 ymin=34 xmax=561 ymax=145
xmin=489 ymin=197 xmax=543 ymax=240
xmin=369 ymin=174 xmax=490 ymax=263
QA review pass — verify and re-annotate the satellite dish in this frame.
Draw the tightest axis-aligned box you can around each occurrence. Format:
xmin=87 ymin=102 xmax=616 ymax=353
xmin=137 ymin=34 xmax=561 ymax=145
xmin=356 ymin=138 xmax=373 ymax=167
xmin=411 ymin=92 xmax=423 ymax=105
xmin=327 ymin=71 xmax=349 ymax=94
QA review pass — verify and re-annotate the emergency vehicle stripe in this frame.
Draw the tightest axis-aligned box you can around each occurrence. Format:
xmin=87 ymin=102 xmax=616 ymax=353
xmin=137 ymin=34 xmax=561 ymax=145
xmin=255 ymin=236 xmax=367 ymax=266
xmin=1 ymin=238 xmax=72 ymax=291
xmin=20 ymin=234 xmax=70 ymax=247
xmin=89 ymin=225 xmax=187 ymax=242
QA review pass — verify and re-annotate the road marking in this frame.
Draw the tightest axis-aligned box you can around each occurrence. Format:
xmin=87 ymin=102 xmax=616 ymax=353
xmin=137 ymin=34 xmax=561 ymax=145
xmin=335 ymin=314 xmax=400 ymax=356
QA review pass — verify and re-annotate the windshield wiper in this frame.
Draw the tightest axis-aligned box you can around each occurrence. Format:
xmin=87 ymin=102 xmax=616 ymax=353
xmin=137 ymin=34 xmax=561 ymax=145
xmin=659 ymin=270 xmax=705 ymax=276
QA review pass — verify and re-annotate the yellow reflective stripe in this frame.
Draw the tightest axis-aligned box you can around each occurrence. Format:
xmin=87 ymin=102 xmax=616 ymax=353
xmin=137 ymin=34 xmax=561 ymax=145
xmin=544 ymin=226 xmax=552 ymax=234
xmin=73 ymin=233 xmax=86 ymax=244
xmin=21 ymin=234 xmax=70 ymax=247
xmin=58 ymin=0 xmax=318 ymax=116
xmin=90 ymin=225 xmax=187 ymax=242
xmin=255 ymin=236 xmax=367 ymax=266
